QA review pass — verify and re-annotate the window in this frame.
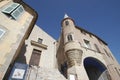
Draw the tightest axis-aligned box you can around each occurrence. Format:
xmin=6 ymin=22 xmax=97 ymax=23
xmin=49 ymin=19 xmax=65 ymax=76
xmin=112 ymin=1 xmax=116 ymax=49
xmin=29 ymin=49 xmax=41 ymax=66
xmin=84 ymin=39 xmax=91 ymax=48
xmin=38 ymin=38 xmax=43 ymax=44
xmin=0 ymin=29 xmax=5 ymax=38
xmin=94 ymin=44 xmax=101 ymax=53
xmin=67 ymin=34 xmax=73 ymax=41
xmin=65 ymin=21 xmax=69 ymax=26
xmin=2 ymin=3 xmax=24 ymax=20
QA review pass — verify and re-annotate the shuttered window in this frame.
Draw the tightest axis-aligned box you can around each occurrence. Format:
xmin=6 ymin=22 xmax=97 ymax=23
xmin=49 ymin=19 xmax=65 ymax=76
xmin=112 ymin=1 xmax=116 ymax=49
xmin=2 ymin=3 xmax=20 ymax=14
xmin=2 ymin=3 xmax=24 ymax=20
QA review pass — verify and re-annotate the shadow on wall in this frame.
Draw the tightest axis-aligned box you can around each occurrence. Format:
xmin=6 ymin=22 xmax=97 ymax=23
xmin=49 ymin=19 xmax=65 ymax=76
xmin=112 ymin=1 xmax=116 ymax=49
xmin=16 ymin=42 xmax=27 ymax=64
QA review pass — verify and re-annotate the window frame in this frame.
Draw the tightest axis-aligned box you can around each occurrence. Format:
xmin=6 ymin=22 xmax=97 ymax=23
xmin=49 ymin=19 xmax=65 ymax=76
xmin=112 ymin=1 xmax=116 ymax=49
xmin=65 ymin=20 xmax=69 ymax=26
xmin=84 ymin=39 xmax=91 ymax=49
xmin=38 ymin=38 xmax=43 ymax=44
xmin=0 ymin=29 xmax=5 ymax=38
xmin=11 ymin=5 xmax=24 ymax=20
xmin=67 ymin=34 xmax=73 ymax=42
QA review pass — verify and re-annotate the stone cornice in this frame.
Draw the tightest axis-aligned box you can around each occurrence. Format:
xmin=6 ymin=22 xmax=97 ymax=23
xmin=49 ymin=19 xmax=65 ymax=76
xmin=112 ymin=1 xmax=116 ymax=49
xmin=31 ymin=40 xmax=47 ymax=50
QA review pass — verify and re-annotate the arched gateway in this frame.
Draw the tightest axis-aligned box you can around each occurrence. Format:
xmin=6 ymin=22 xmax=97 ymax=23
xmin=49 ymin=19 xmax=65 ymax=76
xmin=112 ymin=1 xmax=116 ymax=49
xmin=84 ymin=57 xmax=110 ymax=80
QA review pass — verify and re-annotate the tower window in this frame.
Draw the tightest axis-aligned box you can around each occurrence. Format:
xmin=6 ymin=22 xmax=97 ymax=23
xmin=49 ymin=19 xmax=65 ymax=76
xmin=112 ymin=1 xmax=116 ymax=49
xmin=38 ymin=38 xmax=43 ymax=44
xmin=84 ymin=39 xmax=91 ymax=48
xmin=2 ymin=3 xmax=24 ymax=20
xmin=0 ymin=29 xmax=5 ymax=39
xmin=65 ymin=21 xmax=69 ymax=26
xmin=67 ymin=34 xmax=73 ymax=41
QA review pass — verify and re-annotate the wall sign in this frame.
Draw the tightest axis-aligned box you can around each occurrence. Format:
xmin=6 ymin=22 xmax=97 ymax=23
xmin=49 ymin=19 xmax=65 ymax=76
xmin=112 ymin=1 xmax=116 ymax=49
xmin=9 ymin=63 xmax=28 ymax=80
xmin=12 ymin=69 xmax=25 ymax=79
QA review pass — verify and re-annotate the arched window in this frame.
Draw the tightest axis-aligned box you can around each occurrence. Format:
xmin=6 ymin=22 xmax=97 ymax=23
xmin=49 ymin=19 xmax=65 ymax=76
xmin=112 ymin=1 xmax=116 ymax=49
xmin=67 ymin=34 xmax=73 ymax=41
xmin=65 ymin=21 xmax=69 ymax=26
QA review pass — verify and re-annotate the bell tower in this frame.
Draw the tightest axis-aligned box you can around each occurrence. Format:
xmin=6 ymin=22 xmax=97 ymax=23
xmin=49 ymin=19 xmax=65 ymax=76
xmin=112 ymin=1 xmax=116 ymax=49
xmin=61 ymin=14 xmax=88 ymax=80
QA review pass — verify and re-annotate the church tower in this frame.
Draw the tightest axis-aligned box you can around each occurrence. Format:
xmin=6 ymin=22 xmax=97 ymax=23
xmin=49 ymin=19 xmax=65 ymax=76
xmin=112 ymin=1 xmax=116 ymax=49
xmin=56 ymin=14 xmax=120 ymax=80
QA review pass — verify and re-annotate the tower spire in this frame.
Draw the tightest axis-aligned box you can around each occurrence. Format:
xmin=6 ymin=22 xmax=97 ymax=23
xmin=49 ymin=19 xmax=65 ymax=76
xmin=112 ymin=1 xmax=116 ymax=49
xmin=64 ymin=13 xmax=69 ymax=18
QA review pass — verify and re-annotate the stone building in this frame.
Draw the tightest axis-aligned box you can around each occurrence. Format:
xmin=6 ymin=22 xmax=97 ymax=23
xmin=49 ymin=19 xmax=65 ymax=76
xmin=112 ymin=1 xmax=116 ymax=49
xmin=0 ymin=0 xmax=37 ymax=79
xmin=0 ymin=0 xmax=120 ymax=80
xmin=56 ymin=14 xmax=120 ymax=80
xmin=16 ymin=25 xmax=66 ymax=80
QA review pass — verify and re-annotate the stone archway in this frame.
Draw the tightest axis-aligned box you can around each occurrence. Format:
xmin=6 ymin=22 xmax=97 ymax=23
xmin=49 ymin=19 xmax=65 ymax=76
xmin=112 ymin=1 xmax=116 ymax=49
xmin=84 ymin=57 xmax=108 ymax=80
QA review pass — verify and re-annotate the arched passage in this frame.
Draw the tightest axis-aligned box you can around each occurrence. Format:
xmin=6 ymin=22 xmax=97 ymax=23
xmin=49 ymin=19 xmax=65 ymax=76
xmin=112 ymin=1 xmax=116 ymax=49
xmin=84 ymin=57 xmax=107 ymax=80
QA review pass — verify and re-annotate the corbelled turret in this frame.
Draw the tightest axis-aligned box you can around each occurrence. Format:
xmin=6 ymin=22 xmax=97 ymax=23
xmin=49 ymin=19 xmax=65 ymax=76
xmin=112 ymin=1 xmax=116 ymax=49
xmin=61 ymin=14 xmax=83 ymax=80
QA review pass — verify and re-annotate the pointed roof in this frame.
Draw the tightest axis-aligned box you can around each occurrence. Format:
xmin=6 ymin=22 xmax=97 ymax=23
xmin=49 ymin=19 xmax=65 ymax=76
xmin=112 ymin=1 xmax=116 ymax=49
xmin=64 ymin=13 xmax=69 ymax=18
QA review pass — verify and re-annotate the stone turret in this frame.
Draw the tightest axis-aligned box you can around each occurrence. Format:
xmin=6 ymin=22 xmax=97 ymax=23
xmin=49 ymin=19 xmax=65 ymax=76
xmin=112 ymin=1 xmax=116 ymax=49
xmin=61 ymin=14 xmax=83 ymax=80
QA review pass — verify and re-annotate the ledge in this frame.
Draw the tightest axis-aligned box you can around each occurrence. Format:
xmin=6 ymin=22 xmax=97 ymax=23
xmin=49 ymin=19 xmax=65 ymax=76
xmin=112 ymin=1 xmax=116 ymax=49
xmin=31 ymin=40 xmax=47 ymax=50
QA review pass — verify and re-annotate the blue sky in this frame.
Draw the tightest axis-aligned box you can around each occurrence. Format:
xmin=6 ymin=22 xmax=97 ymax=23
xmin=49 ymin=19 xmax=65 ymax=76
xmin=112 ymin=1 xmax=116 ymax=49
xmin=24 ymin=0 xmax=120 ymax=63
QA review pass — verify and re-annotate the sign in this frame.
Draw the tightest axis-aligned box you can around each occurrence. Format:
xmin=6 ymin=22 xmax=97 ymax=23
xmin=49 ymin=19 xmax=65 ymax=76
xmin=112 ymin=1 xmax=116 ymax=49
xmin=12 ymin=69 xmax=25 ymax=79
xmin=9 ymin=63 xmax=28 ymax=80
